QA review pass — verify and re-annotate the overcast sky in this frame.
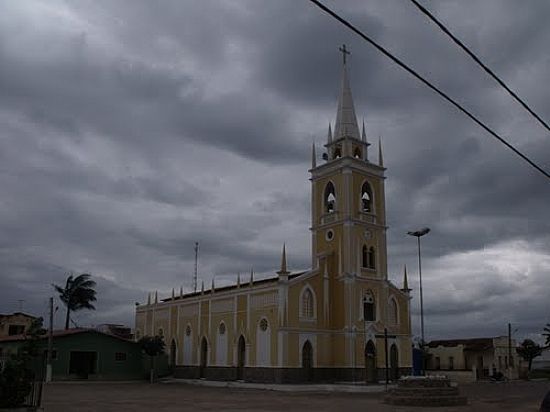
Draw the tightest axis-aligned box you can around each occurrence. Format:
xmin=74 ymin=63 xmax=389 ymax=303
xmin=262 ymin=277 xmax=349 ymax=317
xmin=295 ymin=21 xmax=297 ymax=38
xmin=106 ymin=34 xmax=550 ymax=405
xmin=1 ymin=0 xmax=549 ymax=343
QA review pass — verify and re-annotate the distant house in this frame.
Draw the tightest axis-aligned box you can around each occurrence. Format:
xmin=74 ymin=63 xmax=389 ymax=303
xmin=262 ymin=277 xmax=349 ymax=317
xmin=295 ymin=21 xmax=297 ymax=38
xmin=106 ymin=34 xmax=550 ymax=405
xmin=0 ymin=312 xmax=38 ymax=337
xmin=0 ymin=328 xmax=149 ymax=380
xmin=95 ymin=324 xmax=133 ymax=340
xmin=426 ymin=337 xmax=519 ymax=379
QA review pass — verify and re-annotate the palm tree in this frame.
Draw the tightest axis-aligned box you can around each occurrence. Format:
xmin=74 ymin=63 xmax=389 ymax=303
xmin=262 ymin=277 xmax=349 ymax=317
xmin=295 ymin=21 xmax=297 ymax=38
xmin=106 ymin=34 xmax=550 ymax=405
xmin=543 ymin=324 xmax=550 ymax=347
xmin=53 ymin=273 xmax=97 ymax=330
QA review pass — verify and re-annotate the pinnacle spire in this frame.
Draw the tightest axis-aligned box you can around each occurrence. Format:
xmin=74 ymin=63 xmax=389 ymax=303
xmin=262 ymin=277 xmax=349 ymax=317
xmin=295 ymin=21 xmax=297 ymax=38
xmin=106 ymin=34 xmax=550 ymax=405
xmin=334 ymin=46 xmax=360 ymax=141
xmin=402 ymin=265 xmax=411 ymax=293
xmin=180 ymin=286 xmax=183 ymax=298
xmin=237 ymin=273 xmax=241 ymax=288
xmin=249 ymin=268 xmax=254 ymax=285
xmin=147 ymin=292 xmax=151 ymax=305
xmin=311 ymin=142 xmax=316 ymax=169
xmin=154 ymin=291 xmax=158 ymax=304
xmin=171 ymin=288 xmax=175 ymax=299
xmin=378 ymin=136 xmax=384 ymax=167
xmin=362 ymin=120 xmax=367 ymax=143
xmin=327 ymin=123 xmax=332 ymax=144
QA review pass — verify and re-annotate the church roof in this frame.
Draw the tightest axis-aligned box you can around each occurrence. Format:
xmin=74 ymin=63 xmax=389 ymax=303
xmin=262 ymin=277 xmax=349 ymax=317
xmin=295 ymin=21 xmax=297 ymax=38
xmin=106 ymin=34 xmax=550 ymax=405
xmin=333 ymin=60 xmax=360 ymax=141
xmin=160 ymin=271 xmax=307 ymax=303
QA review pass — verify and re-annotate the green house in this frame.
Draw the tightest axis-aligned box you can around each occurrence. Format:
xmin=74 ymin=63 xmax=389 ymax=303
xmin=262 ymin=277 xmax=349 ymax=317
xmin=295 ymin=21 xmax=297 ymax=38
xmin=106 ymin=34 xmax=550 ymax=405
xmin=0 ymin=329 xmax=151 ymax=380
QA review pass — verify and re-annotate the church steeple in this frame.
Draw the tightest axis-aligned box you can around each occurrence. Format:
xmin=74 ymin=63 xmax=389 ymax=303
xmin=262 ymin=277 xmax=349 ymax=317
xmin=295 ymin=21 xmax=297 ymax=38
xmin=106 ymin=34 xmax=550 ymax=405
xmin=333 ymin=44 xmax=360 ymax=141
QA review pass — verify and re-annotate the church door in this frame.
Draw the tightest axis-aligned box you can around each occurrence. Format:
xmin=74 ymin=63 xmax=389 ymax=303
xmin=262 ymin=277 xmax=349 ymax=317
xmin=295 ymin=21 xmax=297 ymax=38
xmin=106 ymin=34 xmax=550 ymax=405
xmin=302 ymin=341 xmax=313 ymax=382
xmin=365 ymin=341 xmax=377 ymax=383
xmin=199 ymin=337 xmax=208 ymax=378
xmin=390 ymin=344 xmax=399 ymax=381
xmin=237 ymin=335 xmax=246 ymax=380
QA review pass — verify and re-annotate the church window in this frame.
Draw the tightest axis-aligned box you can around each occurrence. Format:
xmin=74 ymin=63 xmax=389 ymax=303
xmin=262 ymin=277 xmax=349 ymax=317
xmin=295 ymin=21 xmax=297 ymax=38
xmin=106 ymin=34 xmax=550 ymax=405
xmin=219 ymin=322 xmax=226 ymax=335
xmin=302 ymin=288 xmax=314 ymax=319
xmin=334 ymin=146 xmax=342 ymax=159
xmin=259 ymin=318 xmax=268 ymax=332
xmin=362 ymin=245 xmax=368 ymax=268
xmin=324 ymin=182 xmax=336 ymax=213
xmin=368 ymin=247 xmax=376 ymax=270
xmin=363 ymin=292 xmax=375 ymax=321
xmin=388 ymin=298 xmax=398 ymax=324
xmin=185 ymin=325 xmax=191 ymax=336
xmin=353 ymin=147 xmax=362 ymax=159
xmin=361 ymin=182 xmax=373 ymax=212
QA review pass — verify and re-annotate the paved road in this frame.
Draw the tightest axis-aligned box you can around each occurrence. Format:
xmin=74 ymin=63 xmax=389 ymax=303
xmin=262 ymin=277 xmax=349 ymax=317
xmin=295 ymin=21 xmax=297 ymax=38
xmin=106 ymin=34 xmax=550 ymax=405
xmin=42 ymin=380 xmax=549 ymax=411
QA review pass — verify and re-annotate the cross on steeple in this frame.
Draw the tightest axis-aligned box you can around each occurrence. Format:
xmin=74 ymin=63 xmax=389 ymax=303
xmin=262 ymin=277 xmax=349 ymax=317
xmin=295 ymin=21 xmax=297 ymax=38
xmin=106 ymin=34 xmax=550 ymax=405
xmin=339 ymin=44 xmax=350 ymax=65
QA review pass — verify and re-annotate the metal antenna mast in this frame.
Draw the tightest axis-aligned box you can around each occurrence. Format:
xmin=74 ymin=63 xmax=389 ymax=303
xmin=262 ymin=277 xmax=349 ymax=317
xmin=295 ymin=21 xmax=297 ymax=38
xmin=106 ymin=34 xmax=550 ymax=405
xmin=193 ymin=242 xmax=199 ymax=293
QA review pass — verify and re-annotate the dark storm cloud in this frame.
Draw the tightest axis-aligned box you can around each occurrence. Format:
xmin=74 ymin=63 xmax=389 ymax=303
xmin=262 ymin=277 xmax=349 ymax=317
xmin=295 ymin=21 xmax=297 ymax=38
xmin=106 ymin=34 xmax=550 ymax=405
xmin=0 ymin=0 xmax=548 ymax=342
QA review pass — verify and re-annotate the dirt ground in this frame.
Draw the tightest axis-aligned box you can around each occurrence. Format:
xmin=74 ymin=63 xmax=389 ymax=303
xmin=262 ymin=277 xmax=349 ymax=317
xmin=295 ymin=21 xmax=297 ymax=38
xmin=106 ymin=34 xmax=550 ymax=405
xmin=41 ymin=380 xmax=549 ymax=412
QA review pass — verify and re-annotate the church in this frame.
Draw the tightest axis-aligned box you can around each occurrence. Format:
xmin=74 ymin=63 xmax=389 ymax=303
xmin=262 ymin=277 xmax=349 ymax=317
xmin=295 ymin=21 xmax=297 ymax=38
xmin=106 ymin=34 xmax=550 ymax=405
xmin=135 ymin=47 xmax=413 ymax=383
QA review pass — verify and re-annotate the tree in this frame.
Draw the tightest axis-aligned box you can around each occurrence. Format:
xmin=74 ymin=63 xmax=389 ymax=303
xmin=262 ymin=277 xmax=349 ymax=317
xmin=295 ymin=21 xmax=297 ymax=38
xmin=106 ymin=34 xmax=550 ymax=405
xmin=52 ymin=273 xmax=97 ymax=330
xmin=543 ymin=324 xmax=550 ymax=347
xmin=139 ymin=336 xmax=165 ymax=383
xmin=516 ymin=339 xmax=543 ymax=372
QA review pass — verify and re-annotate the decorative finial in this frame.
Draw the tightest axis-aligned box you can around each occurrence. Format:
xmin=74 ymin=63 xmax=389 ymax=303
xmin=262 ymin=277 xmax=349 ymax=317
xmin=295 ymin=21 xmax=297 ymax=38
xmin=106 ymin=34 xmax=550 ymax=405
xmin=362 ymin=120 xmax=367 ymax=143
xmin=378 ymin=136 xmax=384 ymax=167
xmin=311 ymin=142 xmax=317 ymax=168
xmin=249 ymin=268 xmax=254 ymax=286
xmin=237 ymin=273 xmax=241 ymax=288
xmin=201 ymin=280 xmax=204 ymax=295
xmin=211 ymin=277 xmax=215 ymax=293
xmin=171 ymin=288 xmax=175 ymax=299
xmin=147 ymin=292 xmax=151 ymax=305
xmin=339 ymin=44 xmax=351 ymax=66
xmin=327 ymin=123 xmax=332 ymax=144
xmin=278 ymin=243 xmax=290 ymax=276
xmin=180 ymin=286 xmax=183 ymax=298
xmin=154 ymin=291 xmax=158 ymax=304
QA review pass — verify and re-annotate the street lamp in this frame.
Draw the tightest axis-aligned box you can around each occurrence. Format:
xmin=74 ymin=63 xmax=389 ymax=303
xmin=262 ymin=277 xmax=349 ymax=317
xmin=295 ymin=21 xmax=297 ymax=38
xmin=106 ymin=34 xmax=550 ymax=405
xmin=407 ymin=227 xmax=430 ymax=374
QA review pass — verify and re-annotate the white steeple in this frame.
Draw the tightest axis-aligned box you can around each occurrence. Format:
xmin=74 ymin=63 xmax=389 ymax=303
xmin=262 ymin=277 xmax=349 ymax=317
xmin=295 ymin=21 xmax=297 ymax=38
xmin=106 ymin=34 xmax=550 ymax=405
xmin=333 ymin=44 xmax=360 ymax=141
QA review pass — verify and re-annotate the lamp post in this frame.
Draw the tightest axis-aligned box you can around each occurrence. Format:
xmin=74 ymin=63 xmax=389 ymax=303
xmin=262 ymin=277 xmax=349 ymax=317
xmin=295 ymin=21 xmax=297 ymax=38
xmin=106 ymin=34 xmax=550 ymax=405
xmin=407 ymin=227 xmax=430 ymax=374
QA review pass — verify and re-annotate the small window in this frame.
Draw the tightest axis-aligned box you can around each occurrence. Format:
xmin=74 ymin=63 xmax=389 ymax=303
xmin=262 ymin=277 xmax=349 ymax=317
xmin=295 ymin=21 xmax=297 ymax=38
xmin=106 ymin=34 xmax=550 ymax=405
xmin=115 ymin=352 xmax=127 ymax=362
xmin=449 ymin=356 xmax=454 ymax=370
xmin=363 ymin=292 xmax=375 ymax=322
xmin=8 ymin=325 xmax=25 ymax=336
xmin=362 ymin=245 xmax=368 ymax=268
xmin=334 ymin=146 xmax=342 ymax=159
xmin=324 ymin=182 xmax=336 ymax=213
xmin=368 ymin=247 xmax=376 ymax=270
xmin=353 ymin=147 xmax=362 ymax=158
xmin=219 ymin=323 xmax=226 ymax=335
xmin=302 ymin=288 xmax=314 ymax=319
xmin=185 ymin=325 xmax=191 ymax=336
xmin=361 ymin=182 xmax=373 ymax=212
xmin=259 ymin=318 xmax=268 ymax=332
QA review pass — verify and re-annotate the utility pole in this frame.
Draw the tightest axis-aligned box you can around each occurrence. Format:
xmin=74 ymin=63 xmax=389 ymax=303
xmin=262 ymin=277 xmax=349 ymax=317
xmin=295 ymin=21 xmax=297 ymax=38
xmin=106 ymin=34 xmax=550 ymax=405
xmin=46 ymin=297 xmax=53 ymax=383
xmin=193 ymin=242 xmax=199 ymax=293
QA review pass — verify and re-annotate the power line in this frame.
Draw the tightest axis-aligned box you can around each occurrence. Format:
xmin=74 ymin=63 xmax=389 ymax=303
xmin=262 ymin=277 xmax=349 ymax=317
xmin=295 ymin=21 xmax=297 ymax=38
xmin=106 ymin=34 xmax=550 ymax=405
xmin=307 ymin=0 xmax=550 ymax=180
xmin=406 ymin=0 xmax=550 ymax=135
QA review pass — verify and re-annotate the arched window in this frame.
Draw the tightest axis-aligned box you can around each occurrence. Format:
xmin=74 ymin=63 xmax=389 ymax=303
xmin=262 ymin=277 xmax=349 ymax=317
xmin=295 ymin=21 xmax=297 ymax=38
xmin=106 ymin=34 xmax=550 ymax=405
xmin=362 ymin=245 xmax=368 ymax=268
xmin=302 ymin=288 xmax=314 ymax=319
xmin=363 ymin=291 xmax=375 ymax=321
xmin=361 ymin=181 xmax=373 ymax=212
xmin=324 ymin=182 xmax=336 ymax=213
xmin=368 ymin=247 xmax=376 ymax=269
xmin=353 ymin=147 xmax=362 ymax=159
xmin=256 ymin=318 xmax=271 ymax=366
xmin=334 ymin=146 xmax=342 ymax=159
xmin=388 ymin=298 xmax=398 ymax=325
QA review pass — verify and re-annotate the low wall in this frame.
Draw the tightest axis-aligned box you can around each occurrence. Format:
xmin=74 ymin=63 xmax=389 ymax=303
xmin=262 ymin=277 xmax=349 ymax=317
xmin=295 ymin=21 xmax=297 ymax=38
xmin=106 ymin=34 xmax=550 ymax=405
xmin=426 ymin=369 xmax=475 ymax=383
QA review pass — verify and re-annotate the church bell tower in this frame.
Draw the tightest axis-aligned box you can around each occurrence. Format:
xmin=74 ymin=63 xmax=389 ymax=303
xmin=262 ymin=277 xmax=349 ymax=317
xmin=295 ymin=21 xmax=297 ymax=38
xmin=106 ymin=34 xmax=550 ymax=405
xmin=310 ymin=45 xmax=388 ymax=280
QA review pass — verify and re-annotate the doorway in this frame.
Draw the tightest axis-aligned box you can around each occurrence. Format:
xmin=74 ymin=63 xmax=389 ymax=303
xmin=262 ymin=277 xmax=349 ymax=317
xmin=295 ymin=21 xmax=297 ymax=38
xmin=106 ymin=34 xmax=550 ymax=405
xmin=69 ymin=351 xmax=97 ymax=379
xmin=302 ymin=340 xmax=313 ymax=382
xmin=237 ymin=335 xmax=246 ymax=380
xmin=365 ymin=341 xmax=377 ymax=383
xmin=390 ymin=344 xmax=399 ymax=381
xmin=199 ymin=337 xmax=208 ymax=378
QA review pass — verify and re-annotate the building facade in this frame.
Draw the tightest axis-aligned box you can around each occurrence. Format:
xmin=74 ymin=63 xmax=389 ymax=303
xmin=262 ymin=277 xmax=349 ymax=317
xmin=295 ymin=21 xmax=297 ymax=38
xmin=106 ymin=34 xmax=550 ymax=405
xmin=0 ymin=312 xmax=37 ymax=338
xmin=135 ymin=52 xmax=413 ymax=383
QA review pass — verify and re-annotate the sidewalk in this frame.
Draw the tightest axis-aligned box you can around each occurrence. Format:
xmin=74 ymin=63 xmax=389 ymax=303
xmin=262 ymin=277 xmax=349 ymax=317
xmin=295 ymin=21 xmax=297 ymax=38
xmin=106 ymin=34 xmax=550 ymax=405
xmin=162 ymin=378 xmax=394 ymax=393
